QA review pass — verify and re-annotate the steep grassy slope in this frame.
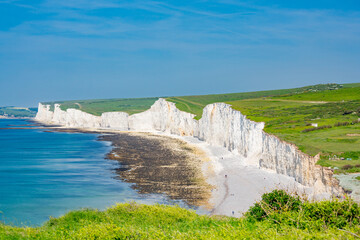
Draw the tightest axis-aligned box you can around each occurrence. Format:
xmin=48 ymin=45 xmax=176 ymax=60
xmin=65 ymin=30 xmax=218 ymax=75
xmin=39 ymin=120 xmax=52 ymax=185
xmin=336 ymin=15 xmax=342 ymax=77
xmin=1 ymin=191 xmax=359 ymax=239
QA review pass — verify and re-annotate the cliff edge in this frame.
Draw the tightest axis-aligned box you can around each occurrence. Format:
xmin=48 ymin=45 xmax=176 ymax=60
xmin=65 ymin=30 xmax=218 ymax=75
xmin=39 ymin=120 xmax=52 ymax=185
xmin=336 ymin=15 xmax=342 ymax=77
xmin=36 ymin=98 xmax=343 ymax=196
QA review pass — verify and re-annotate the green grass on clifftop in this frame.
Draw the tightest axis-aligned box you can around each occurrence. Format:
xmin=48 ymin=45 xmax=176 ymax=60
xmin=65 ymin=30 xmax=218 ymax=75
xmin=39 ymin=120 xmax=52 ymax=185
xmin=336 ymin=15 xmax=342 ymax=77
xmin=168 ymin=83 xmax=360 ymax=171
xmin=1 ymin=190 xmax=359 ymax=239
xmin=43 ymin=83 xmax=360 ymax=171
xmin=44 ymin=98 xmax=158 ymax=116
xmin=166 ymin=84 xmax=346 ymax=120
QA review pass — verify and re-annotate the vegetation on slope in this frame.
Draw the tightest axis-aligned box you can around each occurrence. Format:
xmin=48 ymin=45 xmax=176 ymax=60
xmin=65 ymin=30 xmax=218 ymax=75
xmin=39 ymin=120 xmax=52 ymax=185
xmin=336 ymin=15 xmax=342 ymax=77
xmin=44 ymin=97 xmax=158 ymax=116
xmin=167 ymin=83 xmax=360 ymax=172
xmin=272 ymin=84 xmax=360 ymax=102
xmin=0 ymin=107 xmax=37 ymax=118
xmin=43 ymin=83 xmax=345 ymax=118
xmin=42 ymin=83 xmax=360 ymax=171
xmin=166 ymin=83 xmax=346 ymax=120
xmin=227 ymin=98 xmax=360 ymax=154
xmin=1 ymin=190 xmax=359 ymax=239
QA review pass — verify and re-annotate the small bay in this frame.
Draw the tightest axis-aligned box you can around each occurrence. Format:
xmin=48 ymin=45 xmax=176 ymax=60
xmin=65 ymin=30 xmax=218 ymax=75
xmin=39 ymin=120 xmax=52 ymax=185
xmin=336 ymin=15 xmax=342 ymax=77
xmin=0 ymin=119 xmax=177 ymax=226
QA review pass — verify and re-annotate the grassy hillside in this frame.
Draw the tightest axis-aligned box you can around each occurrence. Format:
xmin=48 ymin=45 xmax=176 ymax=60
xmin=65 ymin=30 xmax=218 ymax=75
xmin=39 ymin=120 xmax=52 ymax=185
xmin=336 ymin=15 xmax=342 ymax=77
xmin=43 ymin=83 xmax=344 ymax=118
xmin=227 ymin=97 xmax=360 ymax=154
xmin=166 ymin=83 xmax=346 ymax=120
xmin=226 ymin=87 xmax=360 ymax=172
xmin=272 ymin=85 xmax=360 ymax=102
xmin=1 ymin=190 xmax=359 ymax=239
xmin=0 ymin=107 xmax=37 ymax=118
xmin=42 ymin=83 xmax=360 ymax=172
xmin=167 ymin=83 xmax=360 ymax=172
xmin=44 ymin=98 xmax=159 ymax=116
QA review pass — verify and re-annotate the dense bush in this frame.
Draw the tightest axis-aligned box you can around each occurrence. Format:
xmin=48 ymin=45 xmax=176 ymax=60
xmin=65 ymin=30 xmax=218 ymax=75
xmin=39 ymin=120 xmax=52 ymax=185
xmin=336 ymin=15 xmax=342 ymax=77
xmin=302 ymin=199 xmax=360 ymax=229
xmin=245 ymin=190 xmax=360 ymax=231
xmin=246 ymin=190 xmax=301 ymax=221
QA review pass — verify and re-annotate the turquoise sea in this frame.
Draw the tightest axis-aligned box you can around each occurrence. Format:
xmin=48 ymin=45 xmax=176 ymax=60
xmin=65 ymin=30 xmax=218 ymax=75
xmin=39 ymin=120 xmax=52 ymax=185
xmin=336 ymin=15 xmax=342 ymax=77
xmin=0 ymin=119 xmax=176 ymax=226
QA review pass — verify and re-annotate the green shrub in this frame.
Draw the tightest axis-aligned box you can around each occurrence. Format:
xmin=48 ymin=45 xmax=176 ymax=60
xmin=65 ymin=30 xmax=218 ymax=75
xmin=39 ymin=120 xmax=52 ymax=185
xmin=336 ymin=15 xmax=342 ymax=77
xmin=245 ymin=190 xmax=360 ymax=231
xmin=246 ymin=190 xmax=301 ymax=221
xmin=302 ymin=198 xmax=360 ymax=229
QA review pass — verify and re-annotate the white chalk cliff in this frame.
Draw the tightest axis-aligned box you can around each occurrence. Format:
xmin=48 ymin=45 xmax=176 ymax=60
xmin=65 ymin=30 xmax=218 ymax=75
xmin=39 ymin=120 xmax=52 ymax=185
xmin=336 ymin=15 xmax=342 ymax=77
xmin=35 ymin=99 xmax=343 ymax=195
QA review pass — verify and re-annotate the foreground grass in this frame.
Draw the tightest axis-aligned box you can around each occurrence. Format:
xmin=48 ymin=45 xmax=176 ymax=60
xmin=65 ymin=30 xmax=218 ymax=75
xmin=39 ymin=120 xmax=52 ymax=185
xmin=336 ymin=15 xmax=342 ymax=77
xmin=1 ymin=190 xmax=359 ymax=239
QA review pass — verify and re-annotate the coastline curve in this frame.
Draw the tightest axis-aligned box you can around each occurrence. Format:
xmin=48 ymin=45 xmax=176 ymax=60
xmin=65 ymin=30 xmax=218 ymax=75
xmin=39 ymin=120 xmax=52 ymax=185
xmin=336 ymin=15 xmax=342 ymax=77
xmin=35 ymin=98 xmax=343 ymax=198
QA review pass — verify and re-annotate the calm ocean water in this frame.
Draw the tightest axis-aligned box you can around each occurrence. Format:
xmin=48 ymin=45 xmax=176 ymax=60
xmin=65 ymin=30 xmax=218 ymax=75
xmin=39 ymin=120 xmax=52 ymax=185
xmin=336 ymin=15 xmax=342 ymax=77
xmin=0 ymin=119 xmax=178 ymax=226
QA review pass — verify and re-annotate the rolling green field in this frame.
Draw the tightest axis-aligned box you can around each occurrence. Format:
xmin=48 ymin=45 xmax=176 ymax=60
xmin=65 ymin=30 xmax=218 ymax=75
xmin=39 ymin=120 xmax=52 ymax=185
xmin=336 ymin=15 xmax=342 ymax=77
xmin=44 ymin=98 xmax=159 ymax=116
xmin=43 ymin=83 xmax=360 ymax=171
xmin=272 ymin=84 xmax=360 ymax=102
xmin=1 ymin=190 xmax=359 ymax=239
xmin=0 ymin=107 xmax=37 ymax=118
xmin=167 ymin=83 xmax=360 ymax=172
xmin=166 ymin=83 xmax=348 ymax=120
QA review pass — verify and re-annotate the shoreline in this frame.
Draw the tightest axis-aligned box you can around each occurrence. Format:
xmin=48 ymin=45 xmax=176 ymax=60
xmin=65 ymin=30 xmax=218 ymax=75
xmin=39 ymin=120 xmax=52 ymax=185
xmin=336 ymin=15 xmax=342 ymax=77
xmin=99 ymin=131 xmax=213 ymax=208
xmin=0 ymin=116 xmax=33 ymax=119
xmin=35 ymin=98 xmax=345 ymax=200
xmin=158 ymin=133 xmax=314 ymax=217
xmin=33 ymin=122 xmax=317 ymax=217
xmin=33 ymin=124 xmax=213 ymax=210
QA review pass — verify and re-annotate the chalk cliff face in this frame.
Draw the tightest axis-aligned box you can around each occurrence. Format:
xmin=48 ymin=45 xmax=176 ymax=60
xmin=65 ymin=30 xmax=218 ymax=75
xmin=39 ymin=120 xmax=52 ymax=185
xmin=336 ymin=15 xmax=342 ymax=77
xmin=198 ymin=103 xmax=264 ymax=160
xmin=35 ymin=99 xmax=342 ymax=195
xmin=36 ymin=103 xmax=54 ymax=122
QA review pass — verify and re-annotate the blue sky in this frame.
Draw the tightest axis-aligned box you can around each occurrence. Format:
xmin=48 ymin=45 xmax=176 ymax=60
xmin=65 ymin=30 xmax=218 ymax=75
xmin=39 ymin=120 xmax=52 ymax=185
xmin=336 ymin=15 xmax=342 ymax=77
xmin=0 ymin=0 xmax=359 ymax=107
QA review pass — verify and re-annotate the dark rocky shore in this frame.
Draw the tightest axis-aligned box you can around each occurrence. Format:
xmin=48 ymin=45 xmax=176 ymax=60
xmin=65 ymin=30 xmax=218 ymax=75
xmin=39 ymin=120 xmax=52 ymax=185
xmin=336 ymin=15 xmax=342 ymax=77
xmin=33 ymin=123 xmax=212 ymax=208
xmin=101 ymin=132 xmax=212 ymax=207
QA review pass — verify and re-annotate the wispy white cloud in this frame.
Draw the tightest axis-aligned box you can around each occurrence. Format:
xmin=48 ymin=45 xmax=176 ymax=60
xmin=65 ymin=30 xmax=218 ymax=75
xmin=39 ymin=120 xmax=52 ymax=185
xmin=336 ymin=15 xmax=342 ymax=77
xmin=2 ymin=0 xmax=360 ymax=57
xmin=1 ymin=0 xmax=360 ymax=106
